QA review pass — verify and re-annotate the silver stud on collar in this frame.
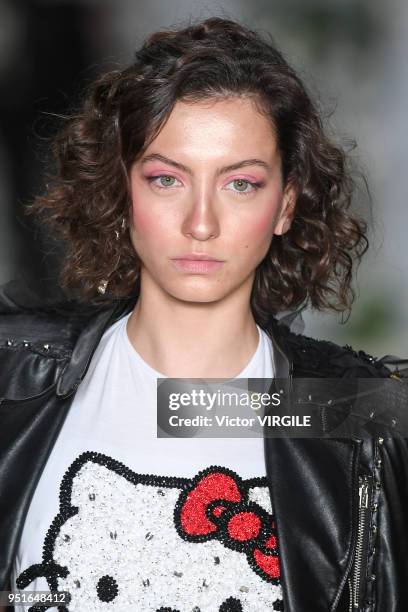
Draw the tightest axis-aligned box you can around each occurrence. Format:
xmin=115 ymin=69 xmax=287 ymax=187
xmin=43 ymin=344 xmax=50 ymax=351
xmin=6 ymin=339 xmax=13 ymax=346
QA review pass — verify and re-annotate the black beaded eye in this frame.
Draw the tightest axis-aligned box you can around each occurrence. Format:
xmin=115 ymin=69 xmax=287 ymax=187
xmin=96 ymin=574 xmax=119 ymax=602
xmin=219 ymin=597 xmax=243 ymax=611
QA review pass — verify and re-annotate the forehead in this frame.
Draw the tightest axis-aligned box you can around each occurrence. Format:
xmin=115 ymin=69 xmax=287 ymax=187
xmin=145 ymin=96 xmax=279 ymax=163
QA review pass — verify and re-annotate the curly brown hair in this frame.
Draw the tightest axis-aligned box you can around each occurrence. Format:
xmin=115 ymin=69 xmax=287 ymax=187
xmin=26 ymin=17 xmax=369 ymax=326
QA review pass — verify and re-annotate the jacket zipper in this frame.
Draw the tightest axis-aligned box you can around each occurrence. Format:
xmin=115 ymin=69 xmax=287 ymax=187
xmin=348 ymin=475 xmax=372 ymax=610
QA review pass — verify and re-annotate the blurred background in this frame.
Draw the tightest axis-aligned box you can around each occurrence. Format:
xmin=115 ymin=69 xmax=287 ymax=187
xmin=0 ymin=0 xmax=407 ymax=358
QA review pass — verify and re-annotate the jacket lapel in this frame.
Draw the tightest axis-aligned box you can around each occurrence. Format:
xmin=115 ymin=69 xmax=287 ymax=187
xmin=262 ymin=320 xmax=359 ymax=612
xmin=56 ymin=297 xmax=136 ymax=398
xmin=0 ymin=295 xmax=136 ymax=591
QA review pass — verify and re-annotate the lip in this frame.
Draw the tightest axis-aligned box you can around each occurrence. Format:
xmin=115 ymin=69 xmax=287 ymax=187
xmin=171 ymin=254 xmax=225 ymax=274
xmin=172 ymin=253 xmax=224 ymax=261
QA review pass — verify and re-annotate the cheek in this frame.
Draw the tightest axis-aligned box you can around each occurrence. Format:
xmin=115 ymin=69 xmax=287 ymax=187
xmin=131 ymin=199 xmax=151 ymax=233
xmin=131 ymin=199 xmax=170 ymax=241
xmin=240 ymin=209 xmax=277 ymax=244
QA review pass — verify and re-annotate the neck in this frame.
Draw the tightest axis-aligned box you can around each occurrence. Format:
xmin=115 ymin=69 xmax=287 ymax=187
xmin=126 ymin=273 xmax=260 ymax=378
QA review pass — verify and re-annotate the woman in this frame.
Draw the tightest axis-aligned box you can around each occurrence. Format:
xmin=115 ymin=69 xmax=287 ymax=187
xmin=0 ymin=17 xmax=407 ymax=612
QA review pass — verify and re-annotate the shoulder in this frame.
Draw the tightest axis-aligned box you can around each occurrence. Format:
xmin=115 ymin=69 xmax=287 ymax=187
xmin=273 ymin=318 xmax=395 ymax=379
xmin=0 ymin=277 xmax=100 ymax=351
xmin=0 ymin=277 xmax=107 ymax=399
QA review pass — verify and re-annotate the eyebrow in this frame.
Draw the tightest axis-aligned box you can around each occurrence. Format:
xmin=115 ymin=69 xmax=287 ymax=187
xmin=140 ymin=153 xmax=270 ymax=176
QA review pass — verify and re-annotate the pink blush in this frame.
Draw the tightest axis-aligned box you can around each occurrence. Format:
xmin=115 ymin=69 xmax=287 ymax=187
xmin=247 ymin=209 xmax=278 ymax=236
xmin=131 ymin=199 xmax=152 ymax=230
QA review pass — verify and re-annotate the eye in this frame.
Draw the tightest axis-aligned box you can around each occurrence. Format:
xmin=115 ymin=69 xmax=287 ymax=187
xmin=148 ymin=175 xmax=182 ymax=189
xmin=96 ymin=574 xmax=119 ymax=602
xmin=226 ymin=179 xmax=261 ymax=195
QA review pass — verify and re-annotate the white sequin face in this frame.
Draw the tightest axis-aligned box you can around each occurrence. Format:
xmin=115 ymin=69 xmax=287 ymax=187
xmin=17 ymin=452 xmax=284 ymax=611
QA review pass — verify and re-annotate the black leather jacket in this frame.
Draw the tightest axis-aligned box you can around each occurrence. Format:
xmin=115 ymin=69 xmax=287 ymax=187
xmin=0 ymin=279 xmax=407 ymax=612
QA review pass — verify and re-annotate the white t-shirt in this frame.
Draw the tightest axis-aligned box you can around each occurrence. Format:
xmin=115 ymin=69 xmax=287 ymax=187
xmin=11 ymin=312 xmax=284 ymax=612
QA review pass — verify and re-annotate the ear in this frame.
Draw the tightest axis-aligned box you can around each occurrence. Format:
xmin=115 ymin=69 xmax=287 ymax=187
xmin=273 ymin=184 xmax=297 ymax=236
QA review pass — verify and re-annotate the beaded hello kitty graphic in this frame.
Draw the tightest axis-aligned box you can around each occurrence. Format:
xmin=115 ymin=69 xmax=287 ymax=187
xmin=16 ymin=452 xmax=284 ymax=611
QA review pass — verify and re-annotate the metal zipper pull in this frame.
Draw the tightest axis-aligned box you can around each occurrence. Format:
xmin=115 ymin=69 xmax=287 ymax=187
xmin=349 ymin=475 xmax=372 ymax=610
xmin=359 ymin=480 xmax=369 ymax=510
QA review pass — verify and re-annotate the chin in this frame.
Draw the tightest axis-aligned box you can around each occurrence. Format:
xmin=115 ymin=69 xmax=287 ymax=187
xmin=166 ymin=283 xmax=228 ymax=304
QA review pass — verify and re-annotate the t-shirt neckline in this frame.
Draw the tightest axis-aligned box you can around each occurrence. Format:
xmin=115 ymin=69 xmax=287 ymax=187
xmin=121 ymin=312 xmax=263 ymax=379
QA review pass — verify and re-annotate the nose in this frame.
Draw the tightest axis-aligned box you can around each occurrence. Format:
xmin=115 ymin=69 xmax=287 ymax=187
xmin=181 ymin=185 xmax=220 ymax=241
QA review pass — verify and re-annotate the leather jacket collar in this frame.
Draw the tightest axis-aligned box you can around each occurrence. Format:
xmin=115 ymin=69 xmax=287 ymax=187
xmin=55 ymin=294 xmax=294 ymax=398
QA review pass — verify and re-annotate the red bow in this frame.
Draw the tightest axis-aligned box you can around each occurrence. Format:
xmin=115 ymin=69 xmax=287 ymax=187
xmin=174 ymin=468 xmax=280 ymax=582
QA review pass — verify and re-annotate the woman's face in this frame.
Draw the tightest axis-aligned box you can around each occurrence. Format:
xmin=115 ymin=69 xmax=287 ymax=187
xmin=129 ymin=96 xmax=295 ymax=304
